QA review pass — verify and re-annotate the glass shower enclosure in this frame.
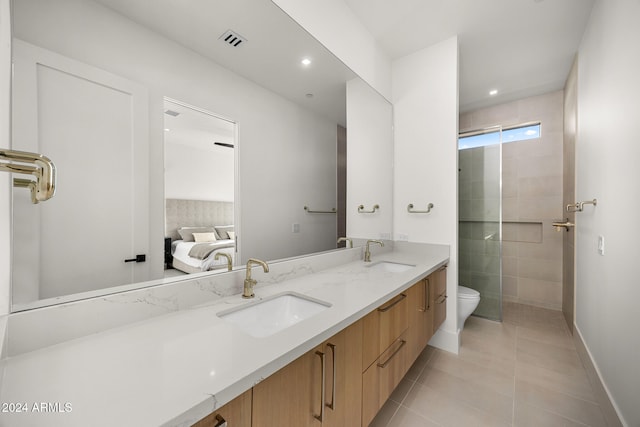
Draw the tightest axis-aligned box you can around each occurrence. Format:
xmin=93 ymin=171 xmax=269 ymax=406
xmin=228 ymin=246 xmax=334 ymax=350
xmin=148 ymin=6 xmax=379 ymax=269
xmin=458 ymin=126 xmax=502 ymax=321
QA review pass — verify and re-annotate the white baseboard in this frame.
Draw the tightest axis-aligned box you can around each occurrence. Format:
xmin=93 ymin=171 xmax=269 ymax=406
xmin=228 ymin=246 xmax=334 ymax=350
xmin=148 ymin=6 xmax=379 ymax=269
xmin=428 ymin=327 xmax=459 ymax=354
xmin=573 ymin=324 xmax=625 ymax=427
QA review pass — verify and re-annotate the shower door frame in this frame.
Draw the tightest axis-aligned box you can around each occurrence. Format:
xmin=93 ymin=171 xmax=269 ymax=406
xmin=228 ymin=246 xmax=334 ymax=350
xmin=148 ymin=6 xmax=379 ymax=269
xmin=458 ymin=125 xmax=503 ymax=322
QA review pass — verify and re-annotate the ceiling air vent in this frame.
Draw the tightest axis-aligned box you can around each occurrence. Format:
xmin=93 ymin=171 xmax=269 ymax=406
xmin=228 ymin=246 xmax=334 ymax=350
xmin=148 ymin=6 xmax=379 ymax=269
xmin=164 ymin=109 xmax=180 ymax=117
xmin=219 ymin=30 xmax=247 ymax=48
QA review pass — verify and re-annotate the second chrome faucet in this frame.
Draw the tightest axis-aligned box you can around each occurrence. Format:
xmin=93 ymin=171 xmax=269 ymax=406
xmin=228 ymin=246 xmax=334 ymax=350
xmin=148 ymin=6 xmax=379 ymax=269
xmin=364 ymin=240 xmax=384 ymax=262
xmin=243 ymin=258 xmax=269 ymax=298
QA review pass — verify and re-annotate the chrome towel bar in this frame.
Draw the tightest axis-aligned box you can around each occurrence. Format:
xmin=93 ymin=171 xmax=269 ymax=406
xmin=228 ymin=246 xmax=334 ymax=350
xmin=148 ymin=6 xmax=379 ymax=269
xmin=567 ymin=199 xmax=597 ymax=212
xmin=358 ymin=204 xmax=379 ymax=213
xmin=304 ymin=206 xmax=337 ymax=214
xmin=0 ymin=148 xmax=57 ymax=203
xmin=407 ymin=203 xmax=434 ymax=213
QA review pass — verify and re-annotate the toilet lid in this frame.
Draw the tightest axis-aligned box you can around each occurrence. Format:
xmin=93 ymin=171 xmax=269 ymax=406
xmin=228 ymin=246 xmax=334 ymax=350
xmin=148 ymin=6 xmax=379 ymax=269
xmin=458 ymin=286 xmax=480 ymax=298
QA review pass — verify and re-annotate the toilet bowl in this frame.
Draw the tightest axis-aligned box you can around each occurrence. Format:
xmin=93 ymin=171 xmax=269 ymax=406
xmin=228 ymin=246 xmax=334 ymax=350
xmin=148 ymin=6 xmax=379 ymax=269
xmin=458 ymin=285 xmax=480 ymax=330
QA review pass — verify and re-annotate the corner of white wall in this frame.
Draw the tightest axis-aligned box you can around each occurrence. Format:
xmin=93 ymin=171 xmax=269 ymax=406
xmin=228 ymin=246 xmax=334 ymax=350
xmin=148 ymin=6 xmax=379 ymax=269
xmin=575 ymin=0 xmax=640 ymax=425
xmin=0 ymin=0 xmax=12 ymax=317
xmin=392 ymin=36 xmax=460 ymax=353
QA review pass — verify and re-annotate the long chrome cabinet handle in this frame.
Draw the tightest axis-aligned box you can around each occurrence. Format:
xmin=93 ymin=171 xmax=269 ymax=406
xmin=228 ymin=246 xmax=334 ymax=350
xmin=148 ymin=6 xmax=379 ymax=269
xmin=419 ymin=279 xmax=429 ymax=312
xmin=377 ymin=339 xmax=407 ymax=368
xmin=314 ymin=350 xmax=325 ymax=422
xmin=426 ymin=278 xmax=430 ymax=311
xmin=213 ymin=414 xmax=227 ymax=427
xmin=326 ymin=343 xmax=336 ymax=411
xmin=378 ymin=293 xmax=407 ymax=312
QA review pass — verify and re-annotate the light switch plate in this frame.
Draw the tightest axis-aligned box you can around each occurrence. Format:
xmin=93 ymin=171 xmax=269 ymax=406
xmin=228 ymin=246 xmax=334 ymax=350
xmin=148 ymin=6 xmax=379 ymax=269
xmin=598 ymin=235 xmax=605 ymax=255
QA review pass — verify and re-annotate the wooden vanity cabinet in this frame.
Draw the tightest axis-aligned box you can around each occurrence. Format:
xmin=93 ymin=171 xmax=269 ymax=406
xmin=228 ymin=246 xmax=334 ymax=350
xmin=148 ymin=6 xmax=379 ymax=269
xmin=321 ymin=320 xmax=363 ymax=427
xmin=252 ymin=344 xmax=320 ymax=427
xmin=193 ymin=265 xmax=447 ymax=427
xmin=362 ymin=330 xmax=411 ymax=426
xmin=432 ymin=266 xmax=447 ymax=332
xmin=192 ymin=389 xmax=252 ymax=427
xmin=362 ymin=292 xmax=409 ymax=370
xmin=407 ymin=277 xmax=434 ymax=362
xmin=361 ymin=292 xmax=412 ymax=426
xmin=252 ymin=320 xmax=363 ymax=427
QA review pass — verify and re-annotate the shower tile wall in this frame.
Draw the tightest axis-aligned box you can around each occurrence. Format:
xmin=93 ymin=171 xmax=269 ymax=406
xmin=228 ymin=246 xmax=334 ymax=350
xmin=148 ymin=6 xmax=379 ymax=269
xmin=460 ymin=91 xmax=565 ymax=310
xmin=459 ymin=145 xmax=502 ymax=318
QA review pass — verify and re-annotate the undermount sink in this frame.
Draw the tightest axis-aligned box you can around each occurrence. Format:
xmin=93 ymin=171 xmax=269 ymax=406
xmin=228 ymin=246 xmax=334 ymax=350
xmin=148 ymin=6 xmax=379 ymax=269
xmin=365 ymin=261 xmax=416 ymax=273
xmin=217 ymin=292 xmax=331 ymax=338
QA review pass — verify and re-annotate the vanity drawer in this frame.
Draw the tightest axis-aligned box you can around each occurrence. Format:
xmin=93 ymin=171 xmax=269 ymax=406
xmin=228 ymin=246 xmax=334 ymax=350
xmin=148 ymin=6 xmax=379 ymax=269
xmin=362 ymin=330 xmax=411 ymax=427
xmin=362 ymin=292 xmax=409 ymax=370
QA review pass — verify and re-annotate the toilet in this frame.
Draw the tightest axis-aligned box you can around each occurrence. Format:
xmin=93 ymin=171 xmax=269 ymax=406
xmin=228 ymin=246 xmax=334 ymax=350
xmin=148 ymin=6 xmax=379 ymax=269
xmin=458 ymin=285 xmax=480 ymax=330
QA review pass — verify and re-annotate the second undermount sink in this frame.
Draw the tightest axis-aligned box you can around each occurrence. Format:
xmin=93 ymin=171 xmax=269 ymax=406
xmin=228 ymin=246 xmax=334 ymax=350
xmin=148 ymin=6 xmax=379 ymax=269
xmin=217 ymin=292 xmax=331 ymax=338
xmin=365 ymin=261 xmax=416 ymax=273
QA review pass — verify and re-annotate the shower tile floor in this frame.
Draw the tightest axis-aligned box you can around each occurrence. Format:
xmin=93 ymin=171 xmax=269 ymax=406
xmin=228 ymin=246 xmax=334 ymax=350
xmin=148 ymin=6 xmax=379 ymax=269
xmin=370 ymin=302 xmax=608 ymax=427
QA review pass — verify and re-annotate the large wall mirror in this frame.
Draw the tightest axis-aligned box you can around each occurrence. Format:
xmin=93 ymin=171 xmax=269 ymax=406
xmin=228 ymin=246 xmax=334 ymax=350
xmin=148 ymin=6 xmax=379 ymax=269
xmin=10 ymin=0 xmax=393 ymax=311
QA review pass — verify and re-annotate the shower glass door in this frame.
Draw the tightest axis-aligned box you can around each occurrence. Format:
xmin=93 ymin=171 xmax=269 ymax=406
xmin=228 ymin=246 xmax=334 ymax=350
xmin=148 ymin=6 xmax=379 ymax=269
xmin=458 ymin=126 xmax=502 ymax=321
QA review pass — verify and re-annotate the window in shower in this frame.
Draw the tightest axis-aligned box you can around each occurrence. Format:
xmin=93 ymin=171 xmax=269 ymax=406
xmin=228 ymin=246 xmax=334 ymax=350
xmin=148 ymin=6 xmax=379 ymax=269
xmin=459 ymin=122 xmax=540 ymax=150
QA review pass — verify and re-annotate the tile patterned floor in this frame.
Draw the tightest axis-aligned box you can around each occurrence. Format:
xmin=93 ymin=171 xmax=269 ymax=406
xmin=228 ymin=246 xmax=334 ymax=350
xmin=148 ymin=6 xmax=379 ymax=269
xmin=370 ymin=302 xmax=609 ymax=427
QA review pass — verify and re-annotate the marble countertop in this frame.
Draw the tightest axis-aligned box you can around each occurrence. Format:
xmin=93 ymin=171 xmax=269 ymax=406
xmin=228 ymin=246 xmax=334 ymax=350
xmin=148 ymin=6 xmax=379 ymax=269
xmin=0 ymin=244 xmax=448 ymax=427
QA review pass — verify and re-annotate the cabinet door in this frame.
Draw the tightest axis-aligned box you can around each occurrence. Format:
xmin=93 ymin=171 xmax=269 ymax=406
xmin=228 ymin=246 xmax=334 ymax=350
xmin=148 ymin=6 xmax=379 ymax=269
xmin=322 ymin=320 xmax=363 ymax=427
xmin=362 ymin=292 xmax=409 ymax=370
xmin=407 ymin=278 xmax=434 ymax=362
xmin=362 ymin=330 xmax=411 ymax=426
xmin=252 ymin=346 xmax=323 ymax=427
xmin=433 ymin=267 xmax=448 ymax=331
xmin=192 ymin=390 xmax=251 ymax=427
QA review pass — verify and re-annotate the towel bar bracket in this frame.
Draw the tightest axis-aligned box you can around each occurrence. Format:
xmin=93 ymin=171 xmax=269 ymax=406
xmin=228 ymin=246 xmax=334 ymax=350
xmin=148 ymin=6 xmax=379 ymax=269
xmin=0 ymin=148 xmax=57 ymax=204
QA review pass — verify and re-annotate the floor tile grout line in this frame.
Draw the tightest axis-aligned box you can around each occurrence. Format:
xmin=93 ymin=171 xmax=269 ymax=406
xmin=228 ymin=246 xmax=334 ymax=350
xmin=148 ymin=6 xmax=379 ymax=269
xmin=515 ymin=376 xmax=602 ymax=407
xmin=511 ymin=318 xmax=519 ymax=426
xmin=392 ymin=403 xmax=447 ymax=427
xmin=513 ymin=394 xmax=599 ymax=427
xmin=385 ymin=348 xmax=435 ymax=427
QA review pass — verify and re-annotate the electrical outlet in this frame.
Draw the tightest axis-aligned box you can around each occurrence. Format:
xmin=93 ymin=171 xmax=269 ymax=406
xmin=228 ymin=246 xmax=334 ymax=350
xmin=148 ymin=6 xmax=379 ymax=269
xmin=292 ymin=223 xmax=300 ymax=233
xmin=398 ymin=233 xmax=409 ymax=241
xmin=598 ymin=235 xmax=605 ymax=255
xmin=379 ymin=233 xmax=390 ymax=240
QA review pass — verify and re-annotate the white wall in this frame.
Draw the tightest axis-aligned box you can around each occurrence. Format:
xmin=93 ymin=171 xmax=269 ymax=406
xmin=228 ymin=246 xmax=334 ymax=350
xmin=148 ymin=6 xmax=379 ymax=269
xmin=392 ymin=37 xmax=459 ymax=352
xmin=0 ymin=0 xmax=11 ymax=316
xmin=346 ymin=78 xmax=393 ymax=240
xmin=8 ymin=0 xmax=338 ymax=294
xmin=271 ymin=0 xmax=392 ymax=101
xmin=575 ymin=0 xmax=640 ymax=425
xmin=164 ymin=143 xmax=234 ymax=202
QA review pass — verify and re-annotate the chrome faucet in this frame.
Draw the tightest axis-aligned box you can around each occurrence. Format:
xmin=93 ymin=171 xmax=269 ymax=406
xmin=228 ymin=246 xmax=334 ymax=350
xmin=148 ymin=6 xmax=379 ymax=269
xmin=337 ymin=237 xmax=353 ymax=248
xmin=243 ymin=258 xmax=269 ymax=298
xmin=364 ymin=240 xmax=384 ymax=262
xmin=214 ymin=252 xmax=233 ymax=271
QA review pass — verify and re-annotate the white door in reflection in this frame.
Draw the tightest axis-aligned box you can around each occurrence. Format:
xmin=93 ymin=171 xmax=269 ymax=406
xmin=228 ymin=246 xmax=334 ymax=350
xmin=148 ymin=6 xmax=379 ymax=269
xmin=12 ymin=40 xmax=149 ymax=305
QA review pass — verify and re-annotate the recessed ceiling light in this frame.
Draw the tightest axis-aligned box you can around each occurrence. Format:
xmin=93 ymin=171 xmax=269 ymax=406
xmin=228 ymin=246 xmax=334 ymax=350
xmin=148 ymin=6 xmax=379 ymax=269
xmin=305 ymin=93 xmax=314 ymax=98
xmin=164 ymin=128 xmax=171 ymax=132
xmin=301 ymin=58 xmax=312 ymax=66
xmin=489 ymin=89 xmax=498 ymax=96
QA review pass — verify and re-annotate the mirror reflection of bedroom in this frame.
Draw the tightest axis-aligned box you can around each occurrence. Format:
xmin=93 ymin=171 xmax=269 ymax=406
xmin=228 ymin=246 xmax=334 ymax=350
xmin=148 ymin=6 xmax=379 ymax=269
xmin=163 ymin=99 xmax=236 ymax=277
